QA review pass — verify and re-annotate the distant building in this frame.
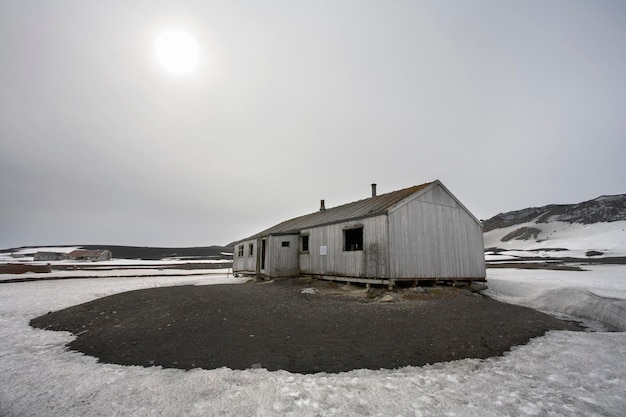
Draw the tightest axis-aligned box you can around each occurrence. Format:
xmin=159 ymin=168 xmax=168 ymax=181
xmin=33 ymin=252 xmax=66 ymax=261
xmin=66 ymin=249 xmax=112 ymax=262
xmin=233 ymin=180 xmax=486 ymax=287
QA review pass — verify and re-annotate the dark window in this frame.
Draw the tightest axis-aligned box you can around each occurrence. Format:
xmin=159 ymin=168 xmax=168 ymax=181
xmin=248 ymin=243 xmax=254 ymax=256
xmin=343 ymin=227 xmax=363 ymax=251
xmin=301 ymin=235 xmax=309 ymax=252
xmin=237 ymin=245 xmax=244 ymax=257
xmin=281 ymin=241 xmax=290 ymax=247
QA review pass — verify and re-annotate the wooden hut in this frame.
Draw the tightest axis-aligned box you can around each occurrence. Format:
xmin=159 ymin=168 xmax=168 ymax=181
xmin=66 ymin=249 xmax=112 ymax=262
xmin=233 ymin=180 xmax=485 ymax=287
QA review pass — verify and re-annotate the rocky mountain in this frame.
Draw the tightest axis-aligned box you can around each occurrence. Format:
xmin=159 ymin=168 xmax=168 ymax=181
xmin=483 ymin=194 xmax=626 ymax=233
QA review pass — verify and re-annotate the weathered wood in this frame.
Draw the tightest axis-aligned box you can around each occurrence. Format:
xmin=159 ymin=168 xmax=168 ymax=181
xmin=388 ymin=184 xmax=486 ymax=279
xmin=297 ymin=215 xmax=389 ymax=278
xmin=267 ymin=234 xmax=299 ymax=277
xmin=233 ymin=181 xmax=486 ymax=282
xmin=231 ymin=238 xmax=257 ymax=274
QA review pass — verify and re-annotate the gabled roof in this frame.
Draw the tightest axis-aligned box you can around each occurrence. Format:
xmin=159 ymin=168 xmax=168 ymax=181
xmin=244 ymin=181 xmax=435 ymax=239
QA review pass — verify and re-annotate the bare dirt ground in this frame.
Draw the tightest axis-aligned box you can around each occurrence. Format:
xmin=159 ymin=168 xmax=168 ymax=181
xmin=30 ymin=278 xmax=582 ymax=374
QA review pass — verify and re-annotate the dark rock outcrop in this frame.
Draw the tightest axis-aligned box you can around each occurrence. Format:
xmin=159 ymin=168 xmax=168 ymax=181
xmin=500 ymin=227 xmax=542 ymax=242
xmin=483 ymin=194 xmax=626 ymax=233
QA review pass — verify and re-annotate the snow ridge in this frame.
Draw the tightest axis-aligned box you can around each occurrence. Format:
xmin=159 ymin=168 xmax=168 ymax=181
xmin=528 ymin=288 xmax=626 ymax=331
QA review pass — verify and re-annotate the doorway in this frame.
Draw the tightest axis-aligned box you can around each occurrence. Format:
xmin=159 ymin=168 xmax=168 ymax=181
xmin=260 ymin=238 xmax=266 ymax=272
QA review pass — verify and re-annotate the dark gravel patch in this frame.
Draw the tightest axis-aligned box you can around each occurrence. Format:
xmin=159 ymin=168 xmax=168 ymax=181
xmin=30 ymin=279 xmax=582 ymax=374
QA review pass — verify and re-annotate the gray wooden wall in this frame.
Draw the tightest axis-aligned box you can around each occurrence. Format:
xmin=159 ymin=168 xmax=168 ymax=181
xmin=298 ymin=216 xmax=389 ymax=278
xmin=267 ymin=234 xmax=299 ymax=277
xmin=388 ymin=184 xmax=486 ymax=279
xmin=232 ymin=238 xmax=257 ymax=273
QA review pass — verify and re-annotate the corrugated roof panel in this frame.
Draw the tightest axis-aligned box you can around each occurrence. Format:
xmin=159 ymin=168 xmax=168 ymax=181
xmin=244 ymin=182 xmax=433 ymax=239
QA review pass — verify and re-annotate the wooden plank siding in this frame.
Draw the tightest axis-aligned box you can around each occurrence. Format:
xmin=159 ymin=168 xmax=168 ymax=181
xmin=298 ymin=216 xmax=389 ymax=278
xmin=267 ymin=235 xmax=300 ymax=277
xmin=232 ymin=239 xmax=257 ymax=274
xmin=231 ymin=180 xmax=486 ymax=283
xmin=388 ymin=185 xmax=486 ymax=279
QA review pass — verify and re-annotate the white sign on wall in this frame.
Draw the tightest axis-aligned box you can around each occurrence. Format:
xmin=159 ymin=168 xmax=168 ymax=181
xmin=319 ymin=245 xmax=327 ymax=256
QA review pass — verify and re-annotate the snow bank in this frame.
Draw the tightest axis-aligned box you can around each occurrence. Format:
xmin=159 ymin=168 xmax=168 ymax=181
xmin=529 ymin=288 xmax=626 ymax=331
xmin=1 ymin=270 xmax=625 ymax=416
xmin=486 ymin=266 xmax=626 ymax=331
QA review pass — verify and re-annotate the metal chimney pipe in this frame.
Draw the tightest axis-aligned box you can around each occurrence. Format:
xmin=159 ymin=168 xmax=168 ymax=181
xmin=371 ymin=183 xmax=377 ymax=197
xmin=320 ymin=199 xmax=326 ymax=211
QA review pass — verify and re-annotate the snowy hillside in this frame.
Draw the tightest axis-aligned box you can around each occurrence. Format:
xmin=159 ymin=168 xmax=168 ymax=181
xmin=484 ymin=220 xmax=626 ymax=260
xmin=483 ymin=194 xmax=626 ymax=262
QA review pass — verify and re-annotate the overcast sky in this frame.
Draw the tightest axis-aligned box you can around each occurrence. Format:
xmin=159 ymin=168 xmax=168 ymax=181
xmin=1 ymin=1 xmax=625 ymax=249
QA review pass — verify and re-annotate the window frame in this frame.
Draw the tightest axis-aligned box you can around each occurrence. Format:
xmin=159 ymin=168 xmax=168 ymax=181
xmin=343 ymin=226 xmax=364 ymax=252
xmin=300 ymin=234 xmax=309 ymax=253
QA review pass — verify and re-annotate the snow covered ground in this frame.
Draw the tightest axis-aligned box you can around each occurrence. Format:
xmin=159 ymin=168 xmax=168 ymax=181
xmin=1 ymin=269 xmax=625 ymax=416
xmin=0 ymin=247 xmax=232 ymax=281
xmin=0 ymin=268 xmax=232 ymax=282
xmin=0 ymin=248 xmax=228 ymax=266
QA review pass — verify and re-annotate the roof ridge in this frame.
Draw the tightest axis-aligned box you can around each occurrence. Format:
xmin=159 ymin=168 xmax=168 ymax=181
xmin=324 ymin=183 xmax=431 ymax=211
xmin=243 ymin=181 xmax=434 ymax=240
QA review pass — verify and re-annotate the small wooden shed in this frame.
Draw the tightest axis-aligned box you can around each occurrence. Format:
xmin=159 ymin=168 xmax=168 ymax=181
xmin=233 ymin=180 xmax=485 ymax=286
xmin=66 ymin=249 xmax=112 ymax=262
xmin=33 ymin=251 xmax=66 ymax=261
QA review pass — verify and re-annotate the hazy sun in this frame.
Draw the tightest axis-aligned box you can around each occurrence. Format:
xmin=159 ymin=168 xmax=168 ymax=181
xmin=155 ymin=29 xmax=200 ymax=75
